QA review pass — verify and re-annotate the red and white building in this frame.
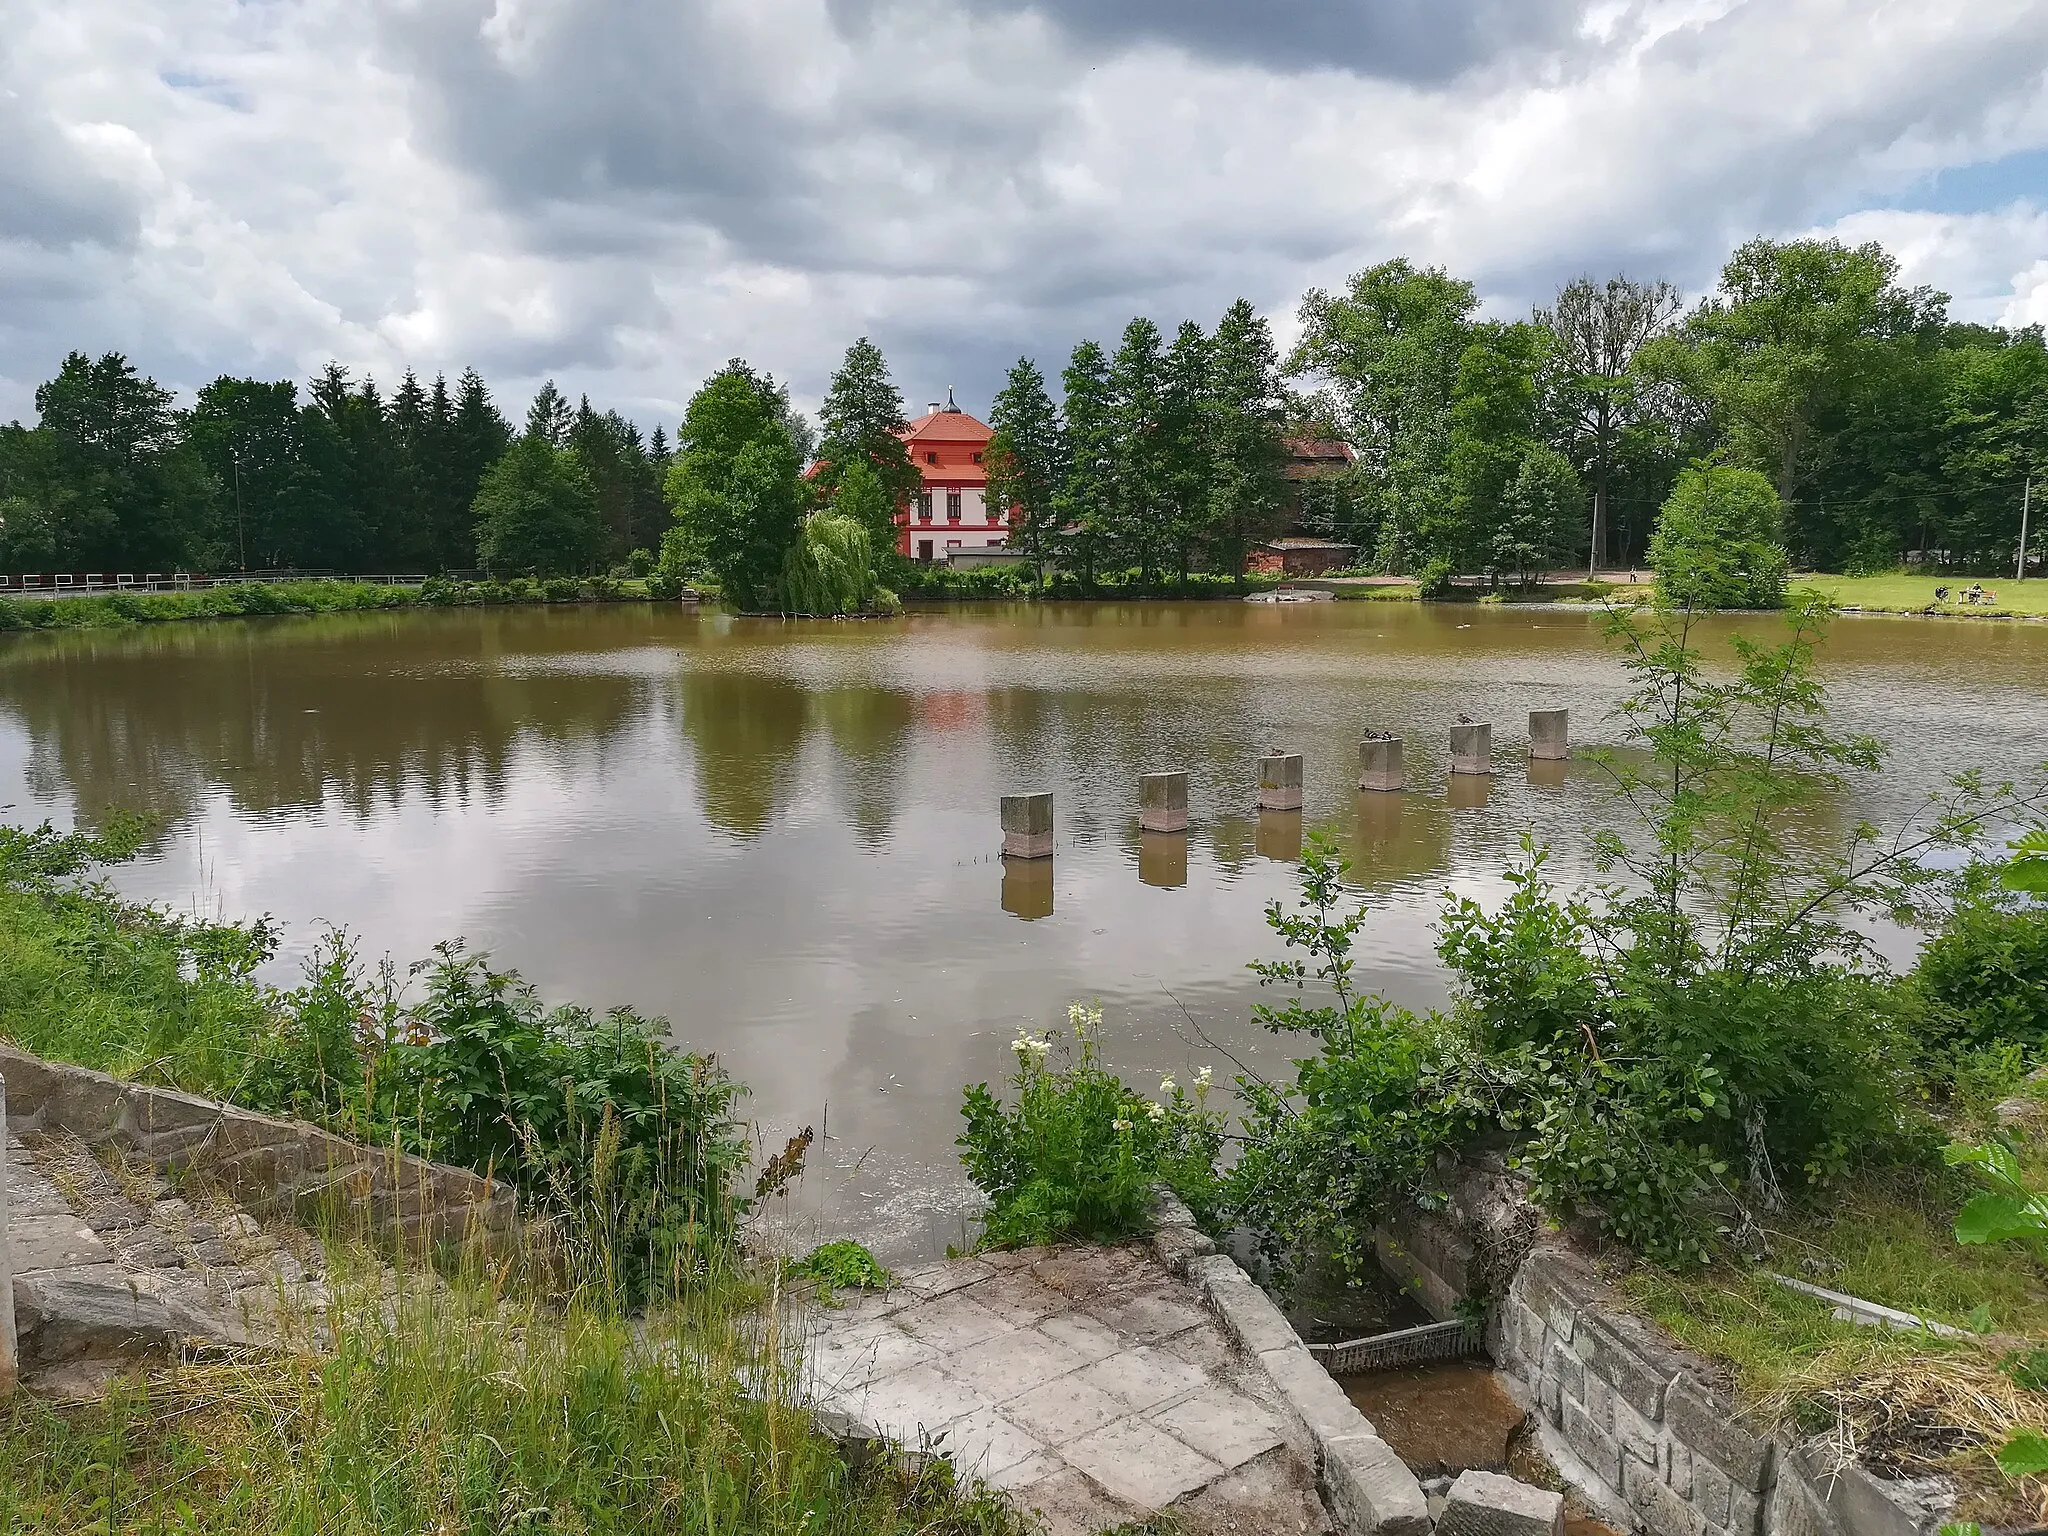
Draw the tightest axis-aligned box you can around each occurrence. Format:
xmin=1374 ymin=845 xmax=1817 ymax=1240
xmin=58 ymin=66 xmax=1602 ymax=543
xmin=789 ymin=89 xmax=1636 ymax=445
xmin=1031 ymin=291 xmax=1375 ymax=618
xmin=894 ymin=391 xmax=1013 ymax=562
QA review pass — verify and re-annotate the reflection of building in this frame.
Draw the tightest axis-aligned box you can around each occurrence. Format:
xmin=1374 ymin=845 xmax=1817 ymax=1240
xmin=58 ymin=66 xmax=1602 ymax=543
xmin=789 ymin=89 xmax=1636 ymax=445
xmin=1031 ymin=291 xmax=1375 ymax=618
xmin=896 ymin=391 xmax=1013 ymax=563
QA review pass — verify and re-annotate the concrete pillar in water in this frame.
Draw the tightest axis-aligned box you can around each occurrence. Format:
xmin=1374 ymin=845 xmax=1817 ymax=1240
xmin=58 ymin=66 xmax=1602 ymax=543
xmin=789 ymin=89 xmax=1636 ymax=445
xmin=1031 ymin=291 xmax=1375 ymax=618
xmin=1448 ymin=772 xmax=1492 ymax=811
xmin=1257 ymin=751 xmax=1303 ymax=811
xmin=1256 ymin=808 xmax=1304 ymax=862
xmin=1140 ymin=771 xmax=1189 ymax=833
xmin=1529 ymin=708 xmax=1569 ymax=761
xmin=1001 ymin=856 xmax=1054 ymax=920
xmin=1449 ymin=721 xmax=1493 ymax=776
xmin=1 ymin=1071 xmax=15 ymax=1400
xmin=1000 ymin=792 xmax=1054 ymax=859
xmin=1528 ymin=756 xmax=1567 ymax=789
xmin=1139 ymin=832 xmax=1188 ymax=889
xmin=1358 ymin=735 xmax=1405 ymax=792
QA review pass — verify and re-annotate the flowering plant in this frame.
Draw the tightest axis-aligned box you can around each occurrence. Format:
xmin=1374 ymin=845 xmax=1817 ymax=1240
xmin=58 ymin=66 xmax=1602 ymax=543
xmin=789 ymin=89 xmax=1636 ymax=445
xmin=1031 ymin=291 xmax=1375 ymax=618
xmin=958 ymin=1004 xmax=1224 ymax=1247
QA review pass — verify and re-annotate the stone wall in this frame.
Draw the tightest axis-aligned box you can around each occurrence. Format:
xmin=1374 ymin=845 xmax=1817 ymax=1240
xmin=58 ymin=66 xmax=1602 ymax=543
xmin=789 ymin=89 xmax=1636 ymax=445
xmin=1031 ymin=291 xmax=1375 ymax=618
xmin=0 ymin=1046 xmax=516 ymax=1253
xmin=1 ymin=1074 xmax=17 ymax=1397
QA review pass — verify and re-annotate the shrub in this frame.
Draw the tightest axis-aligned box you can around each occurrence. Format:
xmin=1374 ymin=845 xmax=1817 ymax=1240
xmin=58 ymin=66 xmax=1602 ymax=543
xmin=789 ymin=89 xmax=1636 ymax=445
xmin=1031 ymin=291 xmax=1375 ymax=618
xmin=959 ymin=1004 xmax=1223 ymax=1248
xmin=1415 ymin=556 xmax=1456 ymax=599
xmin=541 ymin=575 xmax=583 ymax=602
xmin=781 ymin=512 xmax=876 ymax=615
xmin=1647 ymin=464 xmax=1789 ymax=608
xmin=1911 ymin=895 xmax=2048 ymax=1056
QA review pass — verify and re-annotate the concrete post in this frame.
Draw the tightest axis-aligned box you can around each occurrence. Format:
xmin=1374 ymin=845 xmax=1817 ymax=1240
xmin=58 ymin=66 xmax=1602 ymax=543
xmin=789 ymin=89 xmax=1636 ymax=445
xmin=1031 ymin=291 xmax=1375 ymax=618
xmin=1000 ymin=792 xmax=1054 ymax=859
xmin=1140 ymin=771 xmax=1190 ymax=833
xmin=1257 ymin=751 xmax=1303 ymax=811
xmin=1 ymin=1070 xmax=16 ymax=1399
xmin=1358 ymin=735 xmax=1405 ymax=792
xmin=1528 ymin=708 xmax=1569 ymax=761
xmin=1449 ymin=722 xmax=1493 ymax=776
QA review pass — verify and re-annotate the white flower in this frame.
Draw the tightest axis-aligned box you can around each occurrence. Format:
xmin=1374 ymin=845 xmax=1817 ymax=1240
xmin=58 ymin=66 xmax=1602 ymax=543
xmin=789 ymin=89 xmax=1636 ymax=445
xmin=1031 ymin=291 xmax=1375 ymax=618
xmin=1111 ymin=1117 xmax=1133 ymax=1133
xmin=1158 ymin=1075 xmax=1177 ymax=1096
xmin=1067 ymin=1002 xmax=1103 ymax=1031
xmin=1195 ymin=1066 xmax=1213 ymax=1087
xmin=1146 ymin=1101 xmax=1167 ymax=1123
xmin=1011 ymin=1033 xmax=1052 ymax=1058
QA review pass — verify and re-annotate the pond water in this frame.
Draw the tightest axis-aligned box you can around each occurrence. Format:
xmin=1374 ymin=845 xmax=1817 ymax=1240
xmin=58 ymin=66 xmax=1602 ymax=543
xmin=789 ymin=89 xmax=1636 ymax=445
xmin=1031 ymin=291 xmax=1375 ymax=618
xmin=3 ymin=601 xmax=2044 ymax=1259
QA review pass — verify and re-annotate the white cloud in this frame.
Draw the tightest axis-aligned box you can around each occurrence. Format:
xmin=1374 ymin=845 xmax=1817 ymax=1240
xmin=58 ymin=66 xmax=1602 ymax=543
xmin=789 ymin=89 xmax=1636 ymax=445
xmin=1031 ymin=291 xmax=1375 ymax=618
xmin=1 ymin=0 xmax=2045 ymax=428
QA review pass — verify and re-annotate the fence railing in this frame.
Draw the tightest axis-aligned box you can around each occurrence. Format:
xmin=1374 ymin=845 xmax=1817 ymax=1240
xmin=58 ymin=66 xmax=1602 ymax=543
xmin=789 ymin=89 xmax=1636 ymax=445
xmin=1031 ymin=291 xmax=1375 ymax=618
xmin=0 ymin=572 xmax=429 ymax=597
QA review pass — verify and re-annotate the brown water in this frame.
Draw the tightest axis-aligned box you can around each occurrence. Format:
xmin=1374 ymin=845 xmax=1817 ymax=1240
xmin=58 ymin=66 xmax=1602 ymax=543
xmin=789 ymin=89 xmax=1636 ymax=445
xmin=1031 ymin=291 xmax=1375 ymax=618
xmin=3 ymin=600 xmax=2044 ymax=1258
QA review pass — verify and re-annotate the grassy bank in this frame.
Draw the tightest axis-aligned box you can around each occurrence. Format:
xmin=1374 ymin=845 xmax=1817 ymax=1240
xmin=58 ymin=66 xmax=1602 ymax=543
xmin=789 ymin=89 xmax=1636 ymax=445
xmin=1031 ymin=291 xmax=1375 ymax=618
xmin=1793 ymin=572 xmax=2048 ymax=618
xmin=0 ymin=576 xmax=664 ymax=634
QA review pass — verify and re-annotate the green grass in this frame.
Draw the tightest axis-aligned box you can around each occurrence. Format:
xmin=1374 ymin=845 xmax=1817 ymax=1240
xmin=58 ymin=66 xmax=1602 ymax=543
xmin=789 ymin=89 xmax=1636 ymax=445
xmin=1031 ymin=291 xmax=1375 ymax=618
xmin=0 ymin=1243 xmax=1028 ymax=1536
xmin=0 ymin=578 xmax=663 ymax=635
xmin=1793 ymin=572 xmax=2048 ymax=618
xmin=1625 ymin=1165 xmax=2048 ymax=1424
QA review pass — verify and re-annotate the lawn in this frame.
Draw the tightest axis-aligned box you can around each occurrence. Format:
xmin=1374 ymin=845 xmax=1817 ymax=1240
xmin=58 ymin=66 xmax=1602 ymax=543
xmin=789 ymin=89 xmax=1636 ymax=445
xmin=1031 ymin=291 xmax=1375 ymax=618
xmin=1793 ymin=572 xmax=2048 ymax=618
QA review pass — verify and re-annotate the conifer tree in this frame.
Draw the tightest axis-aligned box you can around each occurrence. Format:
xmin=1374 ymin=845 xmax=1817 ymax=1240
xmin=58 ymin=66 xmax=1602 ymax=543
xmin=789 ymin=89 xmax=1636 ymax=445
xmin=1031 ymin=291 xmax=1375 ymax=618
xmin=816 ymin=338 xmax=920 ymax=531
xmin=1160 ymin=320 xmax=1212 ymax=582
xmin=1108 ymin=318 xmax=1169 ymax=582
xmin=1056 ymin=341 xmax=1116 ymax=589
xmin=985 ymin=357 xmax=1066 ymax=584
xmin=1206 ymin=300 xmax=1289 ymax=583
xmin=526 ymin=381 xmax=573 ymax=448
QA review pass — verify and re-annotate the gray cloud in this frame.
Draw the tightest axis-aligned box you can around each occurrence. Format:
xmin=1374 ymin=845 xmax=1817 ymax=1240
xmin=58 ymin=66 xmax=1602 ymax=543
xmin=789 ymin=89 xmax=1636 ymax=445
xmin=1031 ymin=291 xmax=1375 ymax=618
xmin=835 ymin=0 xmax=1586 ymax=80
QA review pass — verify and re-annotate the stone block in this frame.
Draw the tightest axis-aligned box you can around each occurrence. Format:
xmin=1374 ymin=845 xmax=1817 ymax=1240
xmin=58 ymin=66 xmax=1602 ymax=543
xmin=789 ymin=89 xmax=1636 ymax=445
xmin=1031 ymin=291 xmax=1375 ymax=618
xmin=1064 ymin=1415 xmax=1223 ymax=1511
xmin=1190 ymin=1256 xmax=1301 ymax=1356
xmin=1515 ymin=1249 xmax=1595 ymax=1342
xmin=1319 ymin=1431 xmax=1432 ymax=1536
xmin=1436 ymin=1469 xmax=1566 ymax=1536
xmin=1627 ymin=1458 xmax=1707 ymax=1536
xmin=1563 ymin=1395 xmax=1624 ymax=1493
xmin=1690 ymin=1454 xmax=1731 ymax=1527
xmin=1259 ymin=1343 xmax=1370 ymax=1444
xmin=1147 ymin=1184 xmax=1198 ymax=1232
xmin=1000 ymin=792 xmax=1054 ymax=858
xmin=1544 ymin=1338 xmax=1586 ymax=1416
xmin=1152 ymin=1222 xmax=1216 ymax=1275
xmin=1450 ymin=722 xmax=1493 ymax=775
xmin=8 ymin=1214 xmax=112 ymax=1273
xmin=897 ymin=1292 xmax=1013 ymax=1353
xmin=1149 ymin=1384 xmax=1285 ymax=1470
xmin=940 ymin=1323 xmax=1084 ymax=1401
xmin=1140 ymin=771 xmax=1189 ymax=833
xmin=1257 ymin=752 xmax=1304 ymax=810
xmin=13 ymin=1263 xmax=181 ymax=1365
xmin=1359 ymin=736 xmax=1405 ymax=792
xmin=1663 ymin=1378 xmax=1774 ymax=1492
xmin=1089 ymin=1291 xmax=1207 ymax=1346
xmin=1529 ymin=709 xmax=1569 ymax=761
xmin=1666 ymin=1437 xmax=1695 ymax=1499
xmin=1079 ymin=1345 xmax=1207 ymax=1412
xmin=1573 ymin=1310 xmax=1676 ymax=1419
xmin=1614 ymin=1395 xmax=1661 ymax=1467
xmin=1504 ymin=1299 xmax=1548 ymax=1370
xmin=1727 ymin=1481 xmax=1764 ymax=1536
xmin=1003 ymin=1371 xmax=1127 ymax=1445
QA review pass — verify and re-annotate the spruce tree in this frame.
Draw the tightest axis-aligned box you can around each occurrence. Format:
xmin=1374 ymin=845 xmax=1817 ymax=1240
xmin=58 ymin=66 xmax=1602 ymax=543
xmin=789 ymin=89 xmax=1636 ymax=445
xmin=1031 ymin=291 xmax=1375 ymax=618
xmin=1107 ymin=319 xmax=1168 ymax=582
xmin=985 ymin=357 xmax=1066 ymax=583
xmin=526 ymin=381 xmax=573 ymax=448
xmin=1160 ymin=321 xmax=1212 ymax=582
xmin=447 ymin=369 xmax=513 ymax=569
xmin=472 ymin=429 xmax=602 ymax=577
xmin=1056 ymin=341 xmax=1115 ymax=589
xmin=1206 ymin=299 xmax=1288 ymax=582
xmin=816 ymin=338 xmax=920 ymax=523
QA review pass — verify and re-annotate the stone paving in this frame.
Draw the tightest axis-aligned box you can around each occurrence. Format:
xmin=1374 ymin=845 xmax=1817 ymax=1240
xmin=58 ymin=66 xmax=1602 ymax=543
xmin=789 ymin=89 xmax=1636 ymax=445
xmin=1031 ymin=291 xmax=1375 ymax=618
xmin=5 ymin=1128 xmax=329 ymax=1393
xmin=807 ymin=1243 xmax=1331 ymax=1536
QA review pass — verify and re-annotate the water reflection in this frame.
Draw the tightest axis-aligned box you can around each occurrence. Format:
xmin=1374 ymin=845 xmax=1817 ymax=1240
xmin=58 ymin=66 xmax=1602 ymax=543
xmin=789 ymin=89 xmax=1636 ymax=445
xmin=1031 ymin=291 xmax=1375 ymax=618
xmin=1001 ymin=855 xmax=1055 ymax=920
xmin=4 ymin=599 xmax=2045 ymax=1261
xmin=1255 ymin=808 xmax=1304 ymax=861
xmin=1138 ymin=832 xmax=1188 ymax=889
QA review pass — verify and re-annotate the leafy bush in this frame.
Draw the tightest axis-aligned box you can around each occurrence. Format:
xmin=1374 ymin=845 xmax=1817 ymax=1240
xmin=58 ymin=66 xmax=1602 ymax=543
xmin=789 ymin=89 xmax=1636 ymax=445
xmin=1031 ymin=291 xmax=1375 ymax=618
xmin=1911 ymin=895 xmax=2048 ymax=1056
xmin=1647 ymin=464 xmax=1789 ymax=608
xmin=1944 ymin=1141 xmax=2048 ymax=1258
xmin=1415 ymin=556 xmax=1456 ymax=598
xmin=541 ymin=575 xmax=583 ymax=602
xmin=959 ymin=1005 xmax=1223 ymax=1247
xmin=781 ymin=512 xmax=877 ymax=615
xmin=794 ymin=1240 xmax=892 ymax=1297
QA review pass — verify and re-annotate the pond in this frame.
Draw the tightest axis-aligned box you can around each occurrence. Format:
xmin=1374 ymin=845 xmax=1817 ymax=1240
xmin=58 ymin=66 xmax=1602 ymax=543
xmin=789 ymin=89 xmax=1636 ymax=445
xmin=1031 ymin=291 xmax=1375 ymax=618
xmin=3 ymin=600 xmax=2045 ymax=1259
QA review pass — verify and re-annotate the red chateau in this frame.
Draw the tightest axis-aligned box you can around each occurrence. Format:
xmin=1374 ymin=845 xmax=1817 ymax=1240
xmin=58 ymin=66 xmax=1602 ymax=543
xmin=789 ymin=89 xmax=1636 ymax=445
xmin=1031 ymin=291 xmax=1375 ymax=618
xmin=894 ymin=390 xmax=1013 ymax=561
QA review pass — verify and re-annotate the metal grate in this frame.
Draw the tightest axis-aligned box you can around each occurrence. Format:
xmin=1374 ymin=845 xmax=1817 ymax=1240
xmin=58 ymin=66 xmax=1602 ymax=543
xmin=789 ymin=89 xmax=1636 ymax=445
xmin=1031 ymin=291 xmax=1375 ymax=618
xmin=1307 ymin=1317 xmax=1483 ymax=1375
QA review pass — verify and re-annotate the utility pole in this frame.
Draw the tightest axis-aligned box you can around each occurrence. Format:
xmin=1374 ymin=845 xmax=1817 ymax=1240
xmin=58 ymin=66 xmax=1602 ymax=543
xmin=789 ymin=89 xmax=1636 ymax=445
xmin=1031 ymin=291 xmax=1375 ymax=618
xmin=2019 ymin=476 xmax=2033 ymax=584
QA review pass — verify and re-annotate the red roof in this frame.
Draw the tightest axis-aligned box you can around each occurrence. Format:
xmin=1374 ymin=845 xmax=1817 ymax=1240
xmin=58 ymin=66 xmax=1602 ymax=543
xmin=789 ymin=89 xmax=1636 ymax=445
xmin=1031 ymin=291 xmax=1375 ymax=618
xmin=899 ymin=408 xmax=994 ymax=445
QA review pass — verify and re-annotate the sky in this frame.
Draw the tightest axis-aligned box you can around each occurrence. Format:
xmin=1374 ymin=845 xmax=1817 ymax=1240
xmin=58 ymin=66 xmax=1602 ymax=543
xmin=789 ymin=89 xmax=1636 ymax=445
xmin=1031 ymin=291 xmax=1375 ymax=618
xmin=2 ymin=0 xmax=2046 ymax=433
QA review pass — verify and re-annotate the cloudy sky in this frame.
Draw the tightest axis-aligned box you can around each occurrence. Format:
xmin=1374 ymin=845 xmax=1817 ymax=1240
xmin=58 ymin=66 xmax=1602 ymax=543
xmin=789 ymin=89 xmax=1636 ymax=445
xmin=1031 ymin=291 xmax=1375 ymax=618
xmin=3 ymin=0 xmax=2046 ymax=431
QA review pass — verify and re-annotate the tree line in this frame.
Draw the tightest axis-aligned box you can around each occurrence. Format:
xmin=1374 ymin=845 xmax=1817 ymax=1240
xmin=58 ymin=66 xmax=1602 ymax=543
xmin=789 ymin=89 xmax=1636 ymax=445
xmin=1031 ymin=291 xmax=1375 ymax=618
xmin=3 ymin=232 xmax=2041 ymax=593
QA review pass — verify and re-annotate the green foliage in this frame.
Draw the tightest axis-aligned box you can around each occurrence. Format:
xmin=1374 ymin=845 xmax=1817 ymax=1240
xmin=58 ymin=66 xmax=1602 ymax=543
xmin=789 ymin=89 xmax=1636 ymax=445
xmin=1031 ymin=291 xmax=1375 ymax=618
xmin=795 ymin=1240 xmax=893 ymax=1296
xmin=814 ymin=338 xmax=920 ymax=514
xmin=2005 ymin=828 xmax=2048 ymax=895
xmin=472 ymin=431 xmax=604 ymax=577
xmin=828 ymin=458 xmax=897 ymax=569
xmin=1225 ymin=836 xmax=1478 ymax=1285
xmin=958 ymin=1005 xmax=1224 ymax=1248
xmin=782 ymin=512 xmax=878 ymax=616
xmin=666 ymin=362 xmax=807 ymax=613
xmin=986 ymin=357 xmax=1066 ymax=581
xmin=1648 ymin=464 xmax=1790 ymax=608
xmin=1490 ymin=445 xmax=1585 ymax=586
xmin=1910 ymin=893 xmax=2048 ymax=1055
xmin=0 ymin=818 xmax=747 ymax=1302
xmin=1944 ymin=1141 xmax=2048 ymax=1257
xmin=1994 ymin=1429 xmax=2048 ymax=1479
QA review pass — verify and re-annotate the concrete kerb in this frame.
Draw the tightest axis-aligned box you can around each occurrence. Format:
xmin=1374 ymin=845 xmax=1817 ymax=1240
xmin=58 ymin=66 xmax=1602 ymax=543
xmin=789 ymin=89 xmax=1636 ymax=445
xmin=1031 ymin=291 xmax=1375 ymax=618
xmin=1148 ymin=1186 xmax=1430 ymax=1536
xmin=2 ymin=1070 xmax=18 ymax=1398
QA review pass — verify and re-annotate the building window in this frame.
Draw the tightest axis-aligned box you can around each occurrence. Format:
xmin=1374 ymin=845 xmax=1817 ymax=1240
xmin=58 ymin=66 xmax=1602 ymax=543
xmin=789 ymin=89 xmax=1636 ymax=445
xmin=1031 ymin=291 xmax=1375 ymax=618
xmin=947 ymin=490 xmax=962 ymax=522
xmin=987 ymin=537 xmax=1006 ymax=548
xmin=972 ymin=452 xmax=982 ymax=463
xmin=926 ymin=451 xmax=938 ymax=464
xmin=917 ymin=539 xmax=934 ymax=562
xmin=917 ymin=492 xmax=933 ymax=522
